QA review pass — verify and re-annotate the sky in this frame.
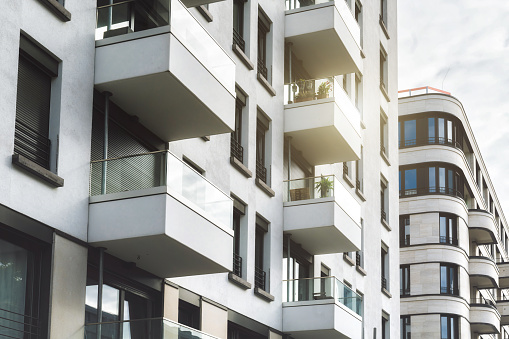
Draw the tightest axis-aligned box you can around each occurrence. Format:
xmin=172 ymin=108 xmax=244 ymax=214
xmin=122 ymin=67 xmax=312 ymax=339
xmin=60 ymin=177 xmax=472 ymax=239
xmin=398 ymin=0 xmax=509 ymax=216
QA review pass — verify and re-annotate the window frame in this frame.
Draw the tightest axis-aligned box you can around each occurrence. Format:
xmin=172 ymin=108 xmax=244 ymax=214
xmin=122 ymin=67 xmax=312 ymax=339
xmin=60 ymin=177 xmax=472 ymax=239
xmin=440 ymin=314 xmax=459 ymax=339
xmin=400 ymin=265 xmax=410 ymax=296
xmin=440 ymin=263 xmax=459 ymax=295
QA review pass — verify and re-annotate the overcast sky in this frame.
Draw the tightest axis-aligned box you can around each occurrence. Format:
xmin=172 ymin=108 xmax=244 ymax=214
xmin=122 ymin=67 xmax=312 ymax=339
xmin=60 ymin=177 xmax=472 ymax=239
xmin=398 ymin=1 xmax=509 ymax=216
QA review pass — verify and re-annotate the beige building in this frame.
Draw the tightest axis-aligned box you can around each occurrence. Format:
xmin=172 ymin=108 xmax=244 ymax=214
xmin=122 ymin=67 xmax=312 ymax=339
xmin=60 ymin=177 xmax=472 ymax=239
xmin=399 ymin=88 xmax=509 ymax=339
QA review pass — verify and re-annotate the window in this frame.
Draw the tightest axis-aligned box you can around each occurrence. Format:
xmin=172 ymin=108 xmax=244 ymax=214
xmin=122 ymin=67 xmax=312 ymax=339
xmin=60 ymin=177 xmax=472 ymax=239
xmin=380 ymin=0 xmax=387 ymax=27
xmin=255 ymin=215 xmax=269 ymax=291
xmin=356 ymin=219 xmax=364 ymax=268
xmin=0 ymin=227 xmax=51 ymax=338
xmin=381 ymin=179 xmax=388 ymax=223
xmin=233 ymin=0 xmax=247 ymax=51
xmin=440 ymin=214 xmax=458 ymax=245
xmin=381 ymin=243 xmax=389 ymax=291
xmin=380 ymin=48 xmax=388 ymax=91
xmin=382 ymin=312 xmax=390 ymax=339
xmin=343 ymin=161 xmax=353 ymax=178
xmin=179 ymin=300 xmax=200 ymax=330
xmin=400 ymin=215 xmax=410 ymax=247
xmin=440 ymin=315 xmax=459 ymax=339
xmin=232 ymin=197 xmax=246 ymax=278
xmin=440 ymin=264 xmax=458 ymax=295
xmin=400 ymin=316 xmax=411 ymax=339
xmin=15 ymin=34 xmax=60 ymax=171
xmin=231 ymin=87 xmax=247 ymax=163
xmin=400 ymin=265 xmax=410 ymax=296
xmin=380 ymin=111 xmax=388 ymax=156
xmin=257 ymin=8 xmax=271 ymax=80
xmin=228 ymin=321 xmax=267 ymax=339
xmin=399 ymin=163 xmax=464 ymax=199
xmin=356 ymin=146 xmax=364 ymax=191
xmin=256 ymin=112 xmax=270 ymax=184
xmin=355 ymin=1 xmax=363 ymax=48
xmin=355 ymin=74 xmax=362 ymax=111
xmin=342 ymin=74 xmax=348 ymax=94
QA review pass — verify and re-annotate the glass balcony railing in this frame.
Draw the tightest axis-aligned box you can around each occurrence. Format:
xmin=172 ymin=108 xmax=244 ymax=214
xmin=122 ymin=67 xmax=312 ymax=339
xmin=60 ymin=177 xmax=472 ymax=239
xmin=84 ymin=317 xmax=219 ymax=339
xmin=285 ymin=0 xmax=332 ymax=11
xmin=284 ymin=77 xmax=336 ymax=105
xmin=283 ymin=276 xmax=363 ymax=316
xmin=90 ymin=151 xmax=233 ymax=229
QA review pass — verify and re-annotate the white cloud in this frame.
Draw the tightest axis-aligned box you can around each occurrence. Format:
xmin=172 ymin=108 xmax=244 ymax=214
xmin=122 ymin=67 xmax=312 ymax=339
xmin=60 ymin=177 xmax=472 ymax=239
xmin=398 ymin=0 xmax=509 ymax=216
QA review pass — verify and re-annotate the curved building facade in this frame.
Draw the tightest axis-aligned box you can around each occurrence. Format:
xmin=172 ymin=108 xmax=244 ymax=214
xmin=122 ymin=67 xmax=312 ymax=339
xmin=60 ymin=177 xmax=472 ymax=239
xmin=399 ymin=89 xmax=509 ymax=339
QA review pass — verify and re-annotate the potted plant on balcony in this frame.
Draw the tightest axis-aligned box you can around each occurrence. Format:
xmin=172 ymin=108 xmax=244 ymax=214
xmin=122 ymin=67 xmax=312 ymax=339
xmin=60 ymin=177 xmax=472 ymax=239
xmin=317 ymin=81 xmax=332 ymax=99
xmin=315 ymin=175 xmax=334 ymax=198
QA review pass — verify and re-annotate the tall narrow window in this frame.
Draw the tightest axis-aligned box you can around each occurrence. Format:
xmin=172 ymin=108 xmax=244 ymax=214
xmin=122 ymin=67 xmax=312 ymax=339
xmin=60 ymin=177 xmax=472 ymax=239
xmin=440 ymin=264 xmax=458 ymax=295
xmin=404 ymin=120 xmax=416 ymax=146
xmin=382 ymin=312 xmax=390 ymax=339
xmin=400 ymin=265 xmax=410 ymax=296
xmin=380 ymin=48 xmax=388 ymax=91
xmin=256 ymin=113 xmax=270 ymax=184
xmin=232 ymin=197 xmax=246 ymax=278
xmin=440 ymin=214 xmax=458 ymax=245
xmin=381 ymin=243 xmax=389 ymax=291
xmin=400 ymin=215 xmax=410 ymax=247
xmin=380 ymin=0 xmax=387 ymax=27
xmin=233 ymin=0 xmax=246 ymax=52
xmin=257 ymin=9 xmax=271 ymax=80
xmin=401 ymin=316 xmax=411 ymax=339
xmin=380 ymin=112 xmax=388 ymax=156
xmin=231 ymin=88 xmax=247 ymax=163
xmin=381 ymin=180 xmax=388 ymax=223
xmin=355 ymin=1 xmax=363 ymax=48
xmin=404 ymin=169 xmax=417 ymax=195
xmin=15 ymin=34 xmax=60 ymax=172
xmin=255 ymin=216 xmax=269 ymax=291
xmin=440 ymin=314 xmax=459 ymax=339
xmin=356 ymin=146 xmax=364 ymax=192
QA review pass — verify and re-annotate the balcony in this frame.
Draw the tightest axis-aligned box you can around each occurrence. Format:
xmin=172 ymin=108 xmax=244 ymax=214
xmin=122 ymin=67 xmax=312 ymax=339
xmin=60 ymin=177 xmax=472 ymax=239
xmin=285 ymin=0 xmax=362 ymax=78
xmin=94 ymin=0 xmax=235 ymax=142
xmin=469 ymin=256 xmax=499 ymax=289
xmin=497 ymin=299 xmax=509 ymax=325
xmin=284 ymin=78 xmax=361 ymax=166
xmin=470 ymin=299 xmax=500 ymax=335
xmin=498 ymin=261 xmax=509 ymax=289
xmin=85 ymin=317 xmax=219 ymax=339
xmin=88 ymin=151 xmax=233 ymax=278
xmin=282 ymin=276 xmax=362 ymax=339
xmin=283 ymin=175 xmax=361 ymax=255
xmin=468 ymin=209 xmax=497 ymax=245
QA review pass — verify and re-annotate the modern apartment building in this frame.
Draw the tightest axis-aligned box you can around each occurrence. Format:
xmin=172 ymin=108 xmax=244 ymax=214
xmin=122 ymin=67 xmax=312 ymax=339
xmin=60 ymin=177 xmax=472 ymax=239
xmin=0 ymin=0 xmax=397 ymax=338
xmin=399 ymin=88 xmax=509 ymax=339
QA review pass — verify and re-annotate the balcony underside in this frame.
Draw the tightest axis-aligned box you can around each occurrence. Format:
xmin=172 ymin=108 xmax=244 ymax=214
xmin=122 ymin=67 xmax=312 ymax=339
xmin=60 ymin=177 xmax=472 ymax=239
xmin=285 ymin=3 xmax=362 ymax=78
xmin=88 ymin=188 xmax=233 ymax=278
xmin=181 ymin=0 xmax=224 ymax=7
xmin=470 ymin=305 xmax=500 ymax=335
xmin=95 ymin=29 xmax=235 ymax=142
xmin=468 ymin=210 xmax=497 ymax=245
xmin=469 ymin=257 xmax=499 ymax=289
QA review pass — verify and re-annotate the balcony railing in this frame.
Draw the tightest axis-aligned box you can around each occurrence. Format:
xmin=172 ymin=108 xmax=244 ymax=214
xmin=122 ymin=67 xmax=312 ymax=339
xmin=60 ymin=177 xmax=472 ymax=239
xmin=440 ymin=236 xmax=459 ymax=246
xmin=233 ymin=29 xmax=245 ymax=52
xmin=90 ymin=151 xmax=233 ymax=229
xmin=471 ymin=298 xmax=496 ymax=308
xmin=400 ymin=288 xmax=410 ymax=296
xmin=255 ymin=266 xmax=267 ymax=291
xmin=401 ymin=235 xmax=410 ymax=247
xmin=381 ymin=210 xmax=387 ymax=222
xmin=257 ymin=59 xmax=268 ymax=79
xmin=230 ymin=135 xmax=244 ymax=163
xmin=284 ymin=77 xmax=338 ymax=105
xmin=283 ymin=276 xmax=363 ymax=316
xmin=0 ymin=307 xmax=40 ymax=339
xmin=399 ymin=137 xmax=462 ymax=150
xmin=95 ymin=0 xmax=169 ymax=40
xmin=84 ymin=317 xmax=220 ymax=339
xmin=381 ymin=276 xmax=387 ymax=290
xmin=343 ymin=162 xmax=349 ymax=176
xmin=285 ymin=0 xmax=333 ymax=10
xmin=256 ymin=160 xmax=267 ymax=183
xmin=284 ymin=175 xmax=339 ymax=202
xmin=399 ymin=187 xmax=464 ymax=200
xmin=356 ymin=252 xmax=362 ymax=267
xmin=233 ymin=253 xmax=242 ymax=278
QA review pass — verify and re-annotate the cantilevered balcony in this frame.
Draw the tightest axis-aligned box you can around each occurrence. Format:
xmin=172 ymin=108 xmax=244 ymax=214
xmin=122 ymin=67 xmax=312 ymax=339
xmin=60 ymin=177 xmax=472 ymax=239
xmin=469 ymin=256 xmax=499 ymax=289
xmin=284 ymin=78 xmax=361 ymax=166
xmin=85 ymin=317 xmax=220 ymax=339
xmin=468 ymin=209 xmax=497 ymax=244
xmin=283 ymin=175 xmax=361 ymax=255
xmin=285 ymin=0 xmax=362 ymax=78
xmin=282 ymin=276 xmax=362 ymax=339
xmin=470 ymin=299 xmax=500 ymax=335
xmin=497 ymin=299 xmax=509 ymax=325
xmin=88 ymin=151 xmax=233 ymax=278
xmin=94 ymin=0 xmax=235 ymax=142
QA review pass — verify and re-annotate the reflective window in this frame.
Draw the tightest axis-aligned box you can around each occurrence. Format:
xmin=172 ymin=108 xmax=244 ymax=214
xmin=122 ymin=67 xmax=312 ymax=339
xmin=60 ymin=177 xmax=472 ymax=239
xmin=404 ymin=120 xmax=416 ymax=146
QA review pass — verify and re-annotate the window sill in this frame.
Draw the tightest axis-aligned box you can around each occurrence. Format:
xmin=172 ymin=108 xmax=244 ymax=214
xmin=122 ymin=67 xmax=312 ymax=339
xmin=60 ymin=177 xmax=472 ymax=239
xmin=343 ymin=253 xmax=355 ymax=266
xmin=12 ymin=154 xmax=64 ymax=187
xmin=356 ymin=265 xmax=367 ymax=276
xmin=382 ymin=287 xmax=392 ymax=298
xmin=381 ymin=218 xmax=391 ymax=231
xmin=201 ymin=136 xmax=210 ymax=141
xmin=196 ymin=5 xmax=213 ymax=22
xmin=230 ymin=156 xmax=252 ymax=178
xmin=254 ymin=287 xmax=274 ymax=302
xmin=379 ymin=16 xmax=390 ymax=40
xmin=380 ymin=150 xmax=391 ymax=166
xmin=36 ymin=0 xmax=71 ymax=22
xmin=233 ymin=44 xmax=254 ymax=70
xmin=228 ymin=272 xmax=252 ymax=290
xmin=380 ymin=83 xmax=391 ymax=102
xmin=355 ymin=188 xmax=366 ymax=202
xmin=256 ymin=178 xmax=275 ymax=197
xmin=343 ymin=173 xmax=355 ymax=188
xmin=257 ymin=73 xmax=276 ymax=97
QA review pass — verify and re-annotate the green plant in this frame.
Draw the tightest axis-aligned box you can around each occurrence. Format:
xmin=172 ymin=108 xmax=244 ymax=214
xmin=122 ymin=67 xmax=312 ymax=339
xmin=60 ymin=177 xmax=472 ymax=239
xmin=317 ymin=81 xmax=332 ymax=95
xmin=315 ymin=175 xmax=334 ymax=198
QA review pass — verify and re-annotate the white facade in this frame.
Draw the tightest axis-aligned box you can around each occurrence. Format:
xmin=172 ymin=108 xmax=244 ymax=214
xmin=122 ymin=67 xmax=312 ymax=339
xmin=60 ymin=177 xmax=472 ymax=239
xmin=399 ymin=90 xmax=509 ymax=339
xmin=0 ymin=0 xmax=398 ymax=338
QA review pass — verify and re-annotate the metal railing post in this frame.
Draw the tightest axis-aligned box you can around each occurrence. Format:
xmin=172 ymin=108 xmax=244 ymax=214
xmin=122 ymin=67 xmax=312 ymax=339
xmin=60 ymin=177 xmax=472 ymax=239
xmin=101 ymin=92 xmax=112 ymax=195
